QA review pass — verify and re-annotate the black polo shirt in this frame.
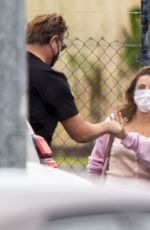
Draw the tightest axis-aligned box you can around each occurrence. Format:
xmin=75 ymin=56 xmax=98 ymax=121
xmin=27 ymin=52 xmax=79 ymax=145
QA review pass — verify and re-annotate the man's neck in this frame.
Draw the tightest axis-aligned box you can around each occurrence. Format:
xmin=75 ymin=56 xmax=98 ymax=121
xmin=26 ymin=44 xmax=50 ymax=64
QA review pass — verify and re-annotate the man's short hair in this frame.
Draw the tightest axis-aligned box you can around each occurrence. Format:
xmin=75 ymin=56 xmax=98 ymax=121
xmin=27 ymin=13 xmax=68 ymax=44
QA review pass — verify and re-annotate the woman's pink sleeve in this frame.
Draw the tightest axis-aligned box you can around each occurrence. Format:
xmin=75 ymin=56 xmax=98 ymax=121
xmin=87 ymin=134 xmax=109 ymax=175
xmin=121 ymin=133 xmax=150 ymax=166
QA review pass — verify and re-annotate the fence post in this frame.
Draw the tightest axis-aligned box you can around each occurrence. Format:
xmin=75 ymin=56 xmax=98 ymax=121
xmin=141 ymin=0 xmax=150 ymax=65
xmin=0 ymin=0 xmax=27 ymax=168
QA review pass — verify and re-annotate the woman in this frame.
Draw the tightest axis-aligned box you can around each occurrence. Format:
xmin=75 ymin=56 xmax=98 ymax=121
xmin=87 ymin=66 xmax=150 ymax=182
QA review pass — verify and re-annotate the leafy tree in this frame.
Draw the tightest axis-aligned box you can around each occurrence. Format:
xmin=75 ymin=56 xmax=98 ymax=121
xmin=122 ymin=7 xmax=141 ymax=70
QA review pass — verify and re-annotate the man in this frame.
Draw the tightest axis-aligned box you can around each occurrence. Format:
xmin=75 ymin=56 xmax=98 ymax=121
xmin=27 ymin=13 xmax=123 ymax=145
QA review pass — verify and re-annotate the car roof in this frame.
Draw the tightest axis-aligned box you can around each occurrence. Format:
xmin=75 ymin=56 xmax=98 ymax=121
xmin=1 ymin=166 xmax=150 ymax=213
xmin=0 ymin=167 xmax=150 ymax=229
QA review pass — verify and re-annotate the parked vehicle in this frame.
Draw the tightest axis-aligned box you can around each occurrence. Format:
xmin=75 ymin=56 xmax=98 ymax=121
xmin=26 ymin=121 xmax=58 ymax=168
xmin=1 ymin=168 xmax=150 ymax=230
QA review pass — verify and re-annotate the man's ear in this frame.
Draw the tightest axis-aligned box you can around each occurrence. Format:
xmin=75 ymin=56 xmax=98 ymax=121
xmin=49 ymin=35 xmax=58 ymax=44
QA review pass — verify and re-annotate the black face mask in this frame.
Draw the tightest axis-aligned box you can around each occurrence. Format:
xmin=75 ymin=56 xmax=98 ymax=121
xmin=50 ymin=51 xmax=59 ymax=67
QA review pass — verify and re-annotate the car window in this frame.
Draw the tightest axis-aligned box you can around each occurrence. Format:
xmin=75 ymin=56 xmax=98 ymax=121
xmin=44 ymin=212 xmax=150 ymax=230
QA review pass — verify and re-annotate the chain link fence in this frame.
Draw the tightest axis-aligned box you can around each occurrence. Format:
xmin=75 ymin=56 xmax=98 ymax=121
xmin=52 ymin=37 xmax=141 ymax=175
xmin=26 ymin=1 xmax=142 ymax=175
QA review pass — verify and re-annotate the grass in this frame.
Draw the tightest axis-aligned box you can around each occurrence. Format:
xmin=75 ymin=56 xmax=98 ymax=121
xmin=53 ymin=154 xmax=88 ymax=167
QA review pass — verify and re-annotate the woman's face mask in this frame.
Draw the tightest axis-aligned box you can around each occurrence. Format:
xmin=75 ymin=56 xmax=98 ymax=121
xmin=134 ymin=89 xmax=150 ymax=112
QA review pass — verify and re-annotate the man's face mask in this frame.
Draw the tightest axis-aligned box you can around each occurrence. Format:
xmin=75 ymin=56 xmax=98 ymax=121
xmin=49 ymin=38 xmax=66 ymax=67
xmin=49 ymin=38 xmax=60 ymax=67
xmin=50 ymin=51 xmax=59 ymax=67
xmin=134 ymin=89 xmax=150 ymax=112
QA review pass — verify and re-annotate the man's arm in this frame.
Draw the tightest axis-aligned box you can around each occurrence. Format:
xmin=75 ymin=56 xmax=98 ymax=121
xmin=61 ymin=114 xmax=122 ymax=143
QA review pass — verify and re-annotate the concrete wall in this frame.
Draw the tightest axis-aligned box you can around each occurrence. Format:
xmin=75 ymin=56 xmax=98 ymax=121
xmin=26 ymin=0 xmax=140 ymax=40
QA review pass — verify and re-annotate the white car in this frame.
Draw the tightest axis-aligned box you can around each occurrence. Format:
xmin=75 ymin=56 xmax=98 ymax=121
xmin=1 ymin=169 xmax=150 ymax=230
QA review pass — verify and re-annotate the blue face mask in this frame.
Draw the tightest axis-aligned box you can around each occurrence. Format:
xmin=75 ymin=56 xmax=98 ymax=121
xmin=134 ymin=89 xmax=150 ymax=112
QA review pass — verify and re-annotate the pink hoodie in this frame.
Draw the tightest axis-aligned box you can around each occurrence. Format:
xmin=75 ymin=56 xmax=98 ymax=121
xmin=87 ymin=132 xmax=150 ymax=180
